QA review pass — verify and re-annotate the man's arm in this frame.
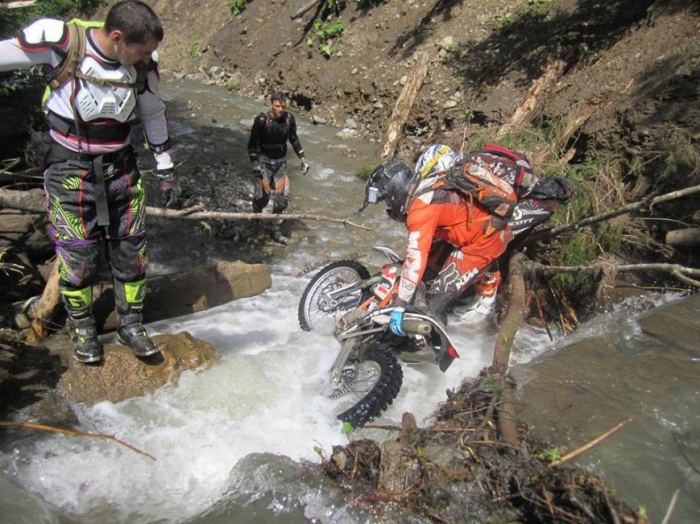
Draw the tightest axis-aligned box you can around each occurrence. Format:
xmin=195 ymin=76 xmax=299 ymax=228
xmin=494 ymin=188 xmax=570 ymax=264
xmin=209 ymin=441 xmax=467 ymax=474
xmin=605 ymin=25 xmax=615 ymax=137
xmin=397 ymin=200 xmax=439 ymax=304
xmin=135 ymin=56 xmax=179 ymax=207
xmin=287 ymin=113 xmax=305 ymax=159
xmin=247 ymin=114 xmax=266 ymax=164
xmin=135 ymin=58 xmax=172 ymax=170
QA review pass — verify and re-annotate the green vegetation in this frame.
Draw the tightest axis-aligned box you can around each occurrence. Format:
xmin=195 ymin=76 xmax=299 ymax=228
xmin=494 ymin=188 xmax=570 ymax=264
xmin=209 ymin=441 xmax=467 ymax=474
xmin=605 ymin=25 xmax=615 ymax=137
xmin=539 ymin=447 xmax=564 ymax=463
xmin=357 ymin=163 xmax=380 ymax=182
xmin=227 ymin=0 xmax=247 ymax=17
xmin=322 ymin=0 xmax=346 ymax=17
xmin=308 ymin=0 xmax=389 ymax=57
xmin=186 ymin=41 xmax=201 ymax=58
xmin=307 ymin=19 xmax=344 ymax=58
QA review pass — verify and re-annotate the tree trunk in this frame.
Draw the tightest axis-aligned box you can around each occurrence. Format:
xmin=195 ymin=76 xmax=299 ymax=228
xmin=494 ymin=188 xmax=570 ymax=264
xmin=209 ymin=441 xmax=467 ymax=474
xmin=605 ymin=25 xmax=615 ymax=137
xmin=495 ymin=57 xmax=571 ymax=141
xmin=376 ymin=51 xmax=430 ymax=159
xmin=25 ymin=260 xmax=61 ymax=345
xmin=666 ymin=228 xmax=700 ymax=249
xmin=493 ymin=252 xmax=529 ymax=446
xmin=0 ymin=188 xmax=370 ymax=230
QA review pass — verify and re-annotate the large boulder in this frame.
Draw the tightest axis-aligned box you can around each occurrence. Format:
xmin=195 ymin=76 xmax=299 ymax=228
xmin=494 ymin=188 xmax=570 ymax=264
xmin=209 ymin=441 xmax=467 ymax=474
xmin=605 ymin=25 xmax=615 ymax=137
xmin=57 ymin=331 xmax=219 ymax=405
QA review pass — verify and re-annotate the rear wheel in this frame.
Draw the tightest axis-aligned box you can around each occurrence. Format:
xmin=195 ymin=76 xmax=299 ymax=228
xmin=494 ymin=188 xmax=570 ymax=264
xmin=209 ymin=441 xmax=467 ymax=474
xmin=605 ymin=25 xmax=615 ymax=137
xmin=298 ymin=261 xmax=372 ymax=335
xmin=332 ymin=342 xmax=403 ymax=429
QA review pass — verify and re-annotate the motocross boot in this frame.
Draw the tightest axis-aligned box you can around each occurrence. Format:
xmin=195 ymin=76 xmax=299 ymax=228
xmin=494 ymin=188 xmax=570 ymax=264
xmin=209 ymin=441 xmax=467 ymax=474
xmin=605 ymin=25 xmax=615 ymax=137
xmin=457 ymin=293 xmax=497 ymax=324
xmin=114 ymin=278 xmax=160 ymax=358
xmin=270 ymin=213 xmax=289 ymax=244
xmin=61 ymin=286 xmax=103 ymax=364
xmin=458 ymin=271 xmax=500 ymax=324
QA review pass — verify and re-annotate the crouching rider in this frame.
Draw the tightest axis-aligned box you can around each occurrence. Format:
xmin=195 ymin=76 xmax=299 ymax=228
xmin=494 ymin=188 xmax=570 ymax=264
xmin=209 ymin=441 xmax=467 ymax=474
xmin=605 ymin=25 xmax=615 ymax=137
xmin=0 ymin=0 xmax=180 ymax=363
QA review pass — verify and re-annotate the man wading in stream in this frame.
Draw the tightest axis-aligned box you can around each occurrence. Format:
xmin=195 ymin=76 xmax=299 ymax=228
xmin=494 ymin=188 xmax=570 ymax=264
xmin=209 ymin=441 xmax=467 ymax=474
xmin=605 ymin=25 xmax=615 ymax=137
xmin=0 ymin=0 xmax=180 ymax=364
xmin=247 ymin=91 xmax=309 ymax=244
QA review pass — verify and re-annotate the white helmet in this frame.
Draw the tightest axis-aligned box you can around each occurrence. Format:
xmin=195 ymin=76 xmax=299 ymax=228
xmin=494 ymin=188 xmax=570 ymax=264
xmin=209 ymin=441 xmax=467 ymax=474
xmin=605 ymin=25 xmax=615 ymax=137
xmin=414 ymin=144 xmax=458 ymax=180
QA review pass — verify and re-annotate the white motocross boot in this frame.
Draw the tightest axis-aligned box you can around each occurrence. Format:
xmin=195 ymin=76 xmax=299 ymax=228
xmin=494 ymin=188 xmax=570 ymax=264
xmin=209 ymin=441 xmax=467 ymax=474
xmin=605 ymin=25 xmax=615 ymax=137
xmin=457 ymin=293 xmax=497 ymax=324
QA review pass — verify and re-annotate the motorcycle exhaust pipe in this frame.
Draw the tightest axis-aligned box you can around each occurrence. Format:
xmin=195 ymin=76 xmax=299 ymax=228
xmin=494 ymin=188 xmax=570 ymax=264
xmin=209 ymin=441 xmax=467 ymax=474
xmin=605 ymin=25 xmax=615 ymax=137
xmin=401 ymin=319 xmax=432 ymax=336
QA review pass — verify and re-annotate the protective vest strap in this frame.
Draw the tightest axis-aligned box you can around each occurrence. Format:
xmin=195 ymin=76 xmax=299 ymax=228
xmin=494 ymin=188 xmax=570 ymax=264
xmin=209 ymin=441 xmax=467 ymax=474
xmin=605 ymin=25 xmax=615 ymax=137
xmin=47 ymin=112 xmax=132 ymax=143
xmin=47 ymin=21 xmax=146 ymax=91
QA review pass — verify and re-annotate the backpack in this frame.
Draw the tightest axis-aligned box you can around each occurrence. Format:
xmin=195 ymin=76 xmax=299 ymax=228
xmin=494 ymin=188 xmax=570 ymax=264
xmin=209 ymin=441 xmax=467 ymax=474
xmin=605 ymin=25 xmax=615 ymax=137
xmin=411 ymin=143 xmax=575 ymax=233
xmin=441 ymin=144 xmax=538 ymax=228
xmin=46 ymin=20 xmax=148 ymax=93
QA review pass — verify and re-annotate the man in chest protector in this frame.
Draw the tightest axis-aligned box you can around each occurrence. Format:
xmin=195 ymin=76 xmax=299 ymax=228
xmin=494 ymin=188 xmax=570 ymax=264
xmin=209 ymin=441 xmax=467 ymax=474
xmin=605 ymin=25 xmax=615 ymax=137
xmin=0 ymin=0 xmax=180 ymax=364
xmin=247 ymin=91 xmax=309 ymax=244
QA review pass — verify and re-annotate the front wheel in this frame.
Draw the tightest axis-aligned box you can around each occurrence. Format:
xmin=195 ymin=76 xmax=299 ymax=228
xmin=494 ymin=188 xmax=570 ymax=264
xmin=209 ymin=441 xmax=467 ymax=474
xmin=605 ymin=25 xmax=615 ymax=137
xmin=298 ymin=261 xmax=372 ymax=335
xmin=332 ymin=342 xmax=403 ymax=429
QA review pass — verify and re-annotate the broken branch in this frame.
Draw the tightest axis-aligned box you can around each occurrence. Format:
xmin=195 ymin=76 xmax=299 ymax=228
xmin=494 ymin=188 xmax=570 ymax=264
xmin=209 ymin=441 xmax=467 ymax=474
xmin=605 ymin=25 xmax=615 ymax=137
xmin=0 ymin=421 xmax=155 ymax=460
xmin=550 ymin=418 xmax=632 ymax=467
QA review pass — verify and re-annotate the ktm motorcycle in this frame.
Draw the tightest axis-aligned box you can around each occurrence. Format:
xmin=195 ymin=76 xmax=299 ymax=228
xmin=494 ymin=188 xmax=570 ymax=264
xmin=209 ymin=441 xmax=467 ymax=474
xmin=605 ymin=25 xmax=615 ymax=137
xmin=298 ymin=196 xmax=561 ymax=428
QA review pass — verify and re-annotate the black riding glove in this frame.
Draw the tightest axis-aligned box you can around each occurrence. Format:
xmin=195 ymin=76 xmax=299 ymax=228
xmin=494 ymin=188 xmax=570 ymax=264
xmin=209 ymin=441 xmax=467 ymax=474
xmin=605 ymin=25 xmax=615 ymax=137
xmin=301 ymin=161 xmax=310 ymax=175
xmin=252 ymin=165 xmax=263 ymax=179
xmin=156 ymin=169 xmax=181 ymax=209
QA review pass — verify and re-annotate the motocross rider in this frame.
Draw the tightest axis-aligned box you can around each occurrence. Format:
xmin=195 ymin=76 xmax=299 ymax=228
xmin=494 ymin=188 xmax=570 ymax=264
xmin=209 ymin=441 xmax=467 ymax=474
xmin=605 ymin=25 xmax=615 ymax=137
xmin=0 ymin=0 xmax=178 ymax=363
xmin=413 ymin=145 xmax=504 ymax=324
xmin=360 ymin=148 xmax=514 ymax=332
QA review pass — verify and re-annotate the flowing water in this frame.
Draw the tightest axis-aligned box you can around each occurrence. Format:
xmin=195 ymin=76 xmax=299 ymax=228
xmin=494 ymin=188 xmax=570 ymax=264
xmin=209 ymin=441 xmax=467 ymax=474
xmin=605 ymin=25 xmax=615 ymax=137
xmin=1 ymin=78 xmax=698 ymax=524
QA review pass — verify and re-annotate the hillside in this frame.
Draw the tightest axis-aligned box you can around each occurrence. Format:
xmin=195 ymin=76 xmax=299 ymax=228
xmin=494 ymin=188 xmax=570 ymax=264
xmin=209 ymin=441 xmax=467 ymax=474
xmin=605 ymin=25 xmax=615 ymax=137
xmin=145 ymin=0 xmax=698 ymax=164
xmin=131 ymin=0 xmax=700 ymax=271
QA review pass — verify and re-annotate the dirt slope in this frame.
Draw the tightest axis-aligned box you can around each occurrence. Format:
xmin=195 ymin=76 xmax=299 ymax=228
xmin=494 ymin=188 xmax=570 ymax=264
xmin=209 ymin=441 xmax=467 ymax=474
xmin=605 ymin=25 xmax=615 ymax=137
xmin=143 ymin=0 xmax=698 ymax=169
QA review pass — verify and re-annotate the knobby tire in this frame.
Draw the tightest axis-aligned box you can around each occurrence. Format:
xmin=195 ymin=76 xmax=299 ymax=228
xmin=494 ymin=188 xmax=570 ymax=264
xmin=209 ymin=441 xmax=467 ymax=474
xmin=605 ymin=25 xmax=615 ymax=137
xmin=336 ymin=342 xmax=403 ymax=429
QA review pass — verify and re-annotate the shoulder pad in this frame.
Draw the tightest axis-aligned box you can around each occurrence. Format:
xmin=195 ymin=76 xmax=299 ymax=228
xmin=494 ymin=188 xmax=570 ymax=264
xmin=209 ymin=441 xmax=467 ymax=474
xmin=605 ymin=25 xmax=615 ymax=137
xmin=22 ymin=18 xmax=67 ymax=46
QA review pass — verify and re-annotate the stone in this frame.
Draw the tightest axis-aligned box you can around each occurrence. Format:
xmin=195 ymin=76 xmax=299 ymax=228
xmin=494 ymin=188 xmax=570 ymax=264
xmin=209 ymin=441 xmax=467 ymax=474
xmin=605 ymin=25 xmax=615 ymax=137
xmin=58 ymin=332 xmax=220 ymax=405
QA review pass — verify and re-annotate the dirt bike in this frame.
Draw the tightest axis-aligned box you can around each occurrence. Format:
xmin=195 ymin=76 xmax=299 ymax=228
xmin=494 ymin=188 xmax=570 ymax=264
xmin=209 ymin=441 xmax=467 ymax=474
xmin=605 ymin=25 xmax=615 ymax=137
xmin=297 ymin=195 xmax=565 ymax=428
xmin=298 ymin=246 xmax=459 ymax=428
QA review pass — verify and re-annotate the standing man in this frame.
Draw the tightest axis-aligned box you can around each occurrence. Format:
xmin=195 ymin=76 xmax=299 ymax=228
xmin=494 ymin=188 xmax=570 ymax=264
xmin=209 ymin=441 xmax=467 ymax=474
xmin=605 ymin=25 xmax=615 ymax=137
xmin=0 ymin=0 xmax=179 ymax=363
xmin=247 ymin=91 xmax=309 ymax=244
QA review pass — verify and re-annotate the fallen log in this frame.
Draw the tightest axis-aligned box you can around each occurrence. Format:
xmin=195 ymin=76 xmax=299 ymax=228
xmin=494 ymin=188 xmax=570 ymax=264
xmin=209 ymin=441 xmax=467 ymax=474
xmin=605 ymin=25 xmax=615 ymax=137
xmin=25 ymin=260 xmax=60 ymax=345
xmin=528 ymin=183 xmax=700 ymax=245
xmin=0 ymin=188 xmax=370 ymax=230
xmin=493 ymin=252 xmax=529 ymax=446
xmin=291 ymin=0 xmax=321 ymax=20
xmin=495 ymin=56 xmax=571 ymax=141
xmin=22 ymin=260 xmax=272 ymax=344
xmin=534 ymin=260 xmax=700 ymax=288
xmin=5 ymin=1 xmax=37 ymax=8
xmin=376 ymin=51 xmax=430 ymax=159
xmin=532 ymin=98 xmax=609 ymax=165
xmin=665 ymin=227 xmax=700 ymax=249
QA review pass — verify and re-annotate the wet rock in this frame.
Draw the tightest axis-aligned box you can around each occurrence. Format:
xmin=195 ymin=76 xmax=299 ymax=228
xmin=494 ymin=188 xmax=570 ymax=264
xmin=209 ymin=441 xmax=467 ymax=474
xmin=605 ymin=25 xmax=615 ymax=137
xmin=57 ymin=332 xmax=220 ymax=405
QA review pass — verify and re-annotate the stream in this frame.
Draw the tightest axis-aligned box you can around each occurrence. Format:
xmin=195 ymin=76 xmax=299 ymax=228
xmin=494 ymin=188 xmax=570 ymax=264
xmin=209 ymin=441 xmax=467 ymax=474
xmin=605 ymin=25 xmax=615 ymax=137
xmin=0 ymin=78 xmax=698 ymax=524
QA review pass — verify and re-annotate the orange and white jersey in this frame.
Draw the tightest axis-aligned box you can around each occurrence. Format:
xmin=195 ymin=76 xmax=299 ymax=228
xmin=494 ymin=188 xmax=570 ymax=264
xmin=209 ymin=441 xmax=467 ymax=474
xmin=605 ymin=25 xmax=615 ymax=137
xmin=398 ymin=187 xmax=512 ymax=304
